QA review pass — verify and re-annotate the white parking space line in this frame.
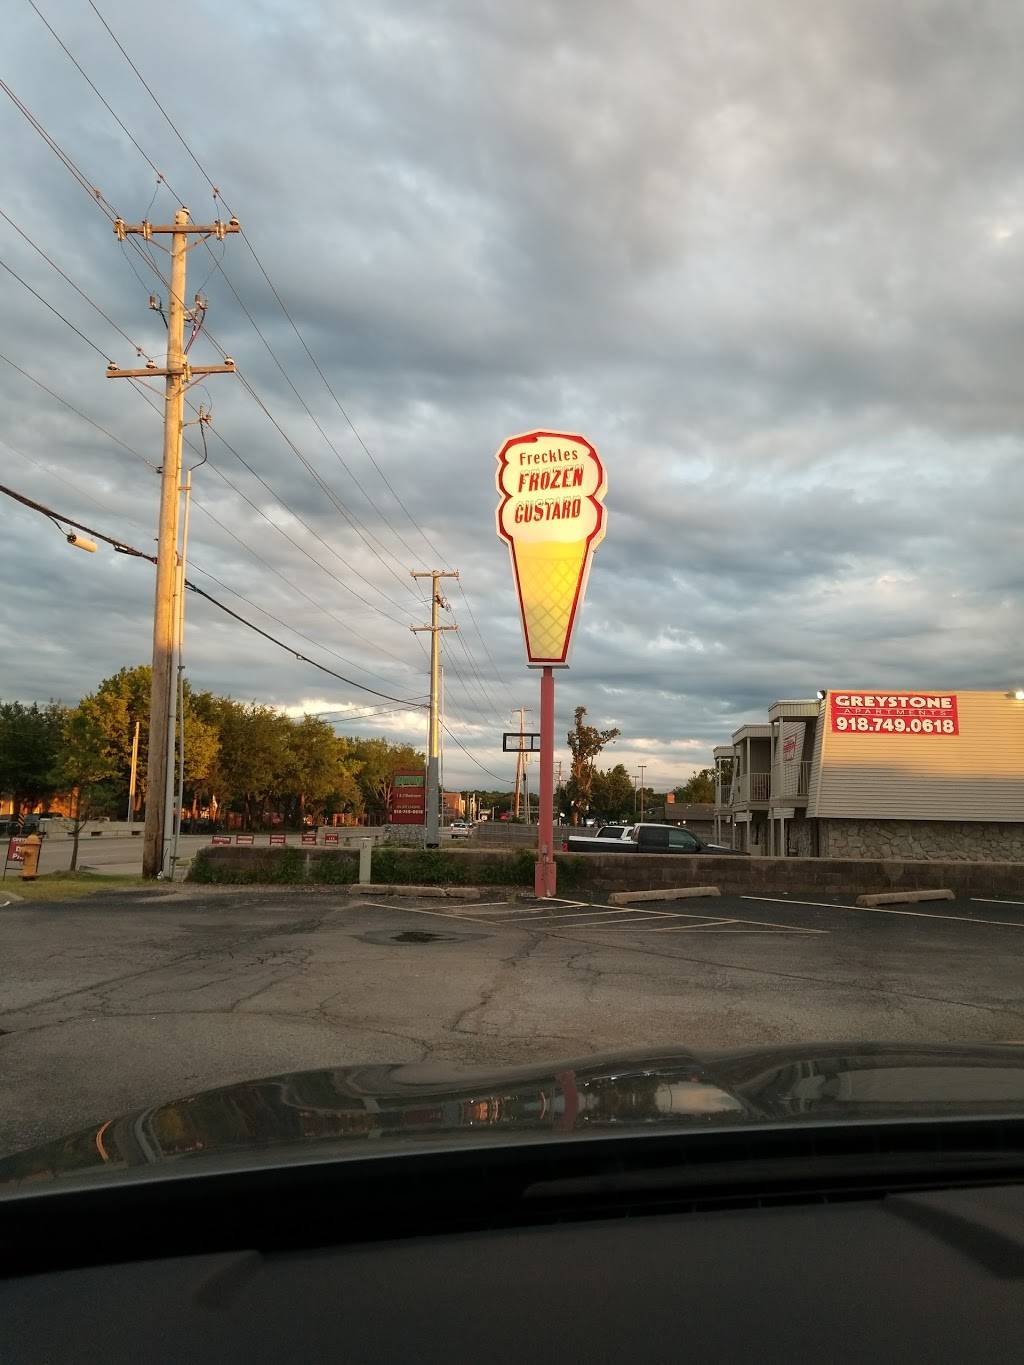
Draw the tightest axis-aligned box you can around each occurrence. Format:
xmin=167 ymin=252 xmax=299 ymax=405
xmin=354 ymin=901 xmax=504 ymax=928
xmin=490 ymin=906 xmax=672 ymax=924
xmin=741 ymin=895 xmax=1024 ymax=930
xmin=539 ymin=913 xmax=670 ymax=930
xmin=972 ymin=897 xmax=1024 ymax=908
xmin=652 ymin=924 xmax=825 ymax=934
xmin=503 ymin=909 xmax=667 ymax=925
xmin=647 ymin=918 xmax=737 ymax=932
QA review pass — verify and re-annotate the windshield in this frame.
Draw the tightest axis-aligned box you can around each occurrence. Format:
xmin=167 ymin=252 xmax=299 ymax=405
xmin=2 ymin=1 xmax=1024 ymax=1177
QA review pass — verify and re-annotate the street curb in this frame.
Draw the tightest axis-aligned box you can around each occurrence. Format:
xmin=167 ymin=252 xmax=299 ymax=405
xmin=608 ymin=886 xmax=721 ymax=905
xmin=347 ymin=884 xmax=481 ymax=900
xmin=856 ymin=889 xmax=955 ymax=907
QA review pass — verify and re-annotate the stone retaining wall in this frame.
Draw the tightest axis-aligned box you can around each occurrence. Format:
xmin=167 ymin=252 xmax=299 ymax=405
xmin=820 ymin=819 xmax=1024 ymax=862
xmin=192 ymin=844 xmax=1024 ymax=897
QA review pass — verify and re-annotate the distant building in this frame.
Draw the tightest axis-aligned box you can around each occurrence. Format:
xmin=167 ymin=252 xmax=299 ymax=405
xmin=715 ymin=690 xmax=1024 ymax=861
xmin=442 ymin=791 xmax=464 ymax=819
xmin=649 ymin=803 xmax=717 ymax=840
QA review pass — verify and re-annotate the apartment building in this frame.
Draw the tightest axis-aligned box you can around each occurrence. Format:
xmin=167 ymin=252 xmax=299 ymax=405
xmin=716 ymin=690 xmax=1024 ymax=861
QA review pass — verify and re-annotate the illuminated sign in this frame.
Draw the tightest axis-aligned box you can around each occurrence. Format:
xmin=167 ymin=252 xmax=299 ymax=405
xmin=496 ymin=430 xmax=607 ymax=667
xmin=830 ymin=693 xmax=959 ymax=735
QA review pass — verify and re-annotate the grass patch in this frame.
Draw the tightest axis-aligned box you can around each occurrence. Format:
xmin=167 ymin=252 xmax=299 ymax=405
xmin=3 ymin=871 xmax=151 ymax=902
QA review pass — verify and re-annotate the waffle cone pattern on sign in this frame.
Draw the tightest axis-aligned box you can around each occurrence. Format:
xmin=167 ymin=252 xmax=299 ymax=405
xmin=513 ymin=538 xmax=591 ymax=662
xmin=495 ymin=431 xmax=607 ymax=665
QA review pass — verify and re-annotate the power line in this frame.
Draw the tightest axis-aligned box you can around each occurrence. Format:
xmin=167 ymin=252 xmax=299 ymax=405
xmin=3 ymin=434 xmax=415 ymax=690
xmin=0 ymin=349 xmax=157 ymax=468
xmin=78 ymin=0 xmax=515 ymax=718
xmin=440 ymin=721 xmax=513 ymax=786
xmin=3 ymin=42 xmax=514 ymax=706
xmin=0 ymin=481 xmax=428 ymax=708
xmin=26 ymin=0 xmax=182 ymax=201
xmin=86 ymin=0 xmax=440 ymax=565
xmin=0 ymin=205 xmax=156 ymax=361
xmin=0 ymin=205 xmax=419 ymax=647
xmin=3 ymin=353 xmax=415 ymax=674
xmin=28 ymin=5 xmax=426 ymax=598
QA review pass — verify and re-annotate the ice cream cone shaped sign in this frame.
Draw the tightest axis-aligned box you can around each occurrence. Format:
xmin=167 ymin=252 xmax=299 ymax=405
xmin=496 ymin=430 xmax=607 ymax=667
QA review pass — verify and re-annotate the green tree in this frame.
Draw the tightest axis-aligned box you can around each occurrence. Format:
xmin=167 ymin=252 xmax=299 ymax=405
xmin=589 ymin=763 xmax=635 ymax=820
xmin=75 ymin=666 xmax=152 ymax=815
xmin=0 ymin=700 xmax=65 ymax=815
xmin=280 ymin=716 xmax=365 ymax=825
xmin=674 ymin=767 xmax=716 ymax=804
xmin=55 ymin=705 xmax=122 ymax=870
xmin=566 ymin=706 xmax=620 ymax=825
xmin=211 ymin=701 xmax=291 ymax=828
xmin=349 ymin=738 xmax=425 ymax=820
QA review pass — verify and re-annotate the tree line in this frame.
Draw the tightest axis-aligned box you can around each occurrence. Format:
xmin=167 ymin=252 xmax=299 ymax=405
xmin=560 ymin=706 xmax=716 ymax=823
xmin=0 ymin=665 xmax=424 ymax=832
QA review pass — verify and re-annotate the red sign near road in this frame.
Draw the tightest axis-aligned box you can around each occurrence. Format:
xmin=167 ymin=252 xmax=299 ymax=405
xmin=6 ymin=837 xmax=26 ymax=864
xmin=830 ymin=692 xmax=959 ymax=736
xmin=390 ymin=770 xmax=426 ymax=825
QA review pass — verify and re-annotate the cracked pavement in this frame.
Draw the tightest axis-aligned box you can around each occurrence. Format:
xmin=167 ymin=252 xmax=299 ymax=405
xmin=3 ymin=884 xmax=1024 ymax=1156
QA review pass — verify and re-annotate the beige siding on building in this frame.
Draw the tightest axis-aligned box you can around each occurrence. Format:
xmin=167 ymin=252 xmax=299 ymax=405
xmin=807 ymin=691 xmax=1024 ymax=822
xmin=780 ymin=720 xmax=808 ymax=797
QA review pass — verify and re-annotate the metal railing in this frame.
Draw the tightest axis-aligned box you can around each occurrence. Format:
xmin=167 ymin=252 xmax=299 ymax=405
xmin=770 ymin=761 xmax=812 ymax=799
xmin=729 ymin=772 xmax=770 ymax=802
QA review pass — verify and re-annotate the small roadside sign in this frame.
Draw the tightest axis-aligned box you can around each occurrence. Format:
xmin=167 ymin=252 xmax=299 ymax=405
xmin=3 ymin=837 xmax=27 ymax=878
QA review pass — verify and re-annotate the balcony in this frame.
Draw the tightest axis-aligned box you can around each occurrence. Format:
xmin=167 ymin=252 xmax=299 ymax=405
xmin=772 ymin=761 xmax=812 ymax=803
xmin=732 ymin=772 xmax=771 ymax=803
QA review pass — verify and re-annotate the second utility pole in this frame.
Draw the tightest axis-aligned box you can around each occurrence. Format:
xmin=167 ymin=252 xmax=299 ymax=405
xmin=108 ymin=206 xmax=239 ymax=877
xmin=411 ymin=570 xmax=458 ymax=847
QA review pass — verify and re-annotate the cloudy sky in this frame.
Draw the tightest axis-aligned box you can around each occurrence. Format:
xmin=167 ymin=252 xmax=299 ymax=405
xmin=2 ymin=0 xmax=1023 ymax=791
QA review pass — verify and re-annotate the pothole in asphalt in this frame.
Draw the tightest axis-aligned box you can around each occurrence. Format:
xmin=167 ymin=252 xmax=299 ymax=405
xmin=357 ymin=928 xmax=489 ymax=946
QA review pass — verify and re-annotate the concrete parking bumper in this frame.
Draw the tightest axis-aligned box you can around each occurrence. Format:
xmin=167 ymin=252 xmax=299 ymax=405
xmin=608 ymin=886 xmax=721 ymax=906
xmin=856 ymin=889 xmax=955 ymax=907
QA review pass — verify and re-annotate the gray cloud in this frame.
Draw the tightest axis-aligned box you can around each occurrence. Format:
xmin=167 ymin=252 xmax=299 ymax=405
xmin=3 ymin=0 xmax=1024 ymax=790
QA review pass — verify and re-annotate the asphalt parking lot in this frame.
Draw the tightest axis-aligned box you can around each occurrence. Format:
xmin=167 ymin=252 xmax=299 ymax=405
xmin=2 ymin=883 xmax=1024 ymax=1157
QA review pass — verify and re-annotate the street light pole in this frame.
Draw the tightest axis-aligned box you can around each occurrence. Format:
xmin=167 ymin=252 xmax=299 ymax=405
xmin=637 ymin=763 xmax=647 ymax=822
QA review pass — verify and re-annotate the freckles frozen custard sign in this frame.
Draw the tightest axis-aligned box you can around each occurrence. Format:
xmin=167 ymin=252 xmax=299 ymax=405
xmin=495 ymin=430 xmax=607 ymax=667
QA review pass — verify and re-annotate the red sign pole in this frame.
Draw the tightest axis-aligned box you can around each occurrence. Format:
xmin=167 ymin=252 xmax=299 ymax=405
xmin=535 ymin=666 xmax=557 ymax=898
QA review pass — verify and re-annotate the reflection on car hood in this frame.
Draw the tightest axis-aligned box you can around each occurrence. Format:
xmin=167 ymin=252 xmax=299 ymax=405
xmin=3 ymin=1042 xmax=1024 ymax=1186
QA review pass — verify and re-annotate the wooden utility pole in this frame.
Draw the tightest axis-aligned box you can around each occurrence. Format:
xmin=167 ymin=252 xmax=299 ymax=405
xmin=411 ymin=570 xmax=458 ymax=847
xmin=108 ymin=207 xmax=239 ymax=877
xmin=126 ymin=720 xmax=140 ymax=828
xmin=510 ymin=706 xmax=530 ymax=819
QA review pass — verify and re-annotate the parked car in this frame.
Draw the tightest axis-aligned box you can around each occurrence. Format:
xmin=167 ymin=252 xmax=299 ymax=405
xmin=563 ymin=823 xmax=744 ymax=855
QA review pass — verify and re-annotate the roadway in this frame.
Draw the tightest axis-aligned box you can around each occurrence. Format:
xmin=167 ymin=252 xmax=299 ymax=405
xmin=2 ymin=884 xmax=1023 ymax=1156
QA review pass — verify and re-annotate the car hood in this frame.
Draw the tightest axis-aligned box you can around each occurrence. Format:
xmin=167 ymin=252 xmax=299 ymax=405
xmin=3 ymin=1042 xmax=1024 ymax=1187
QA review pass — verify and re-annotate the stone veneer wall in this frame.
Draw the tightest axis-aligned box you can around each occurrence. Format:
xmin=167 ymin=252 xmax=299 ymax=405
xmin=820 ymin=819 xmax=1024 ymax=862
